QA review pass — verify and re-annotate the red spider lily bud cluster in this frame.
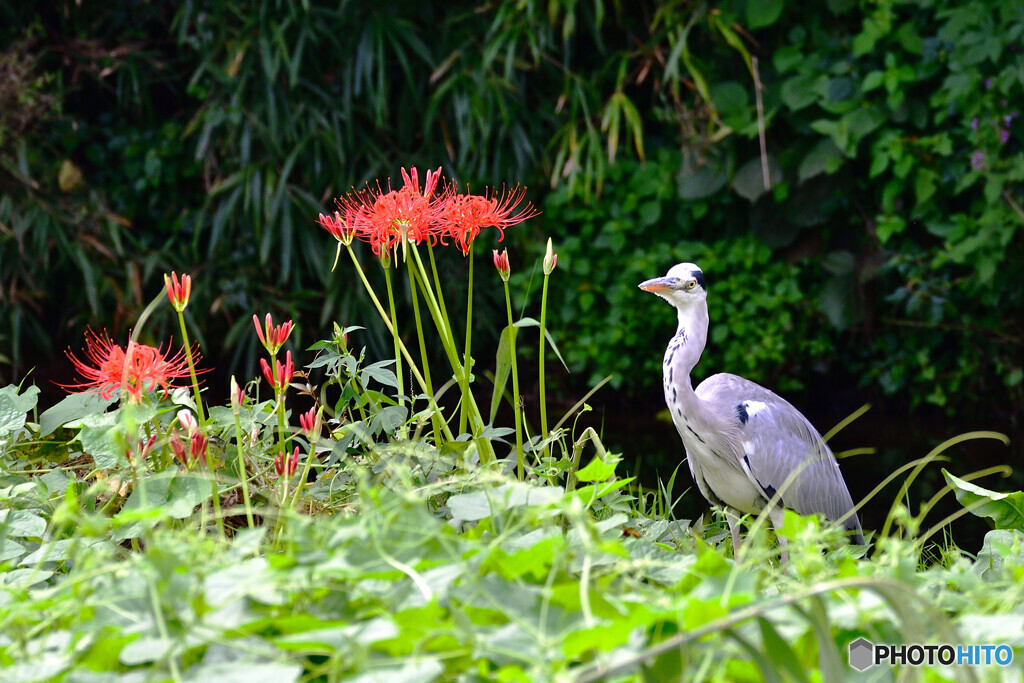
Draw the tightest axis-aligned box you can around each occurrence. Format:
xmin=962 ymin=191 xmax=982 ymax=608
xmin=125 ymin=434 xmax=158 ymax=462
xmin=275 ymin=446 xmax=299 ymax=477
xmin=261 ymin=350 xmax=294 ymax=393
xmin=300 ymin=406 xmax=322 ymax=442
xmin=254 ymin=314 xmax=294 ymax=355
xmin=170 ymin=428 xmax=208 ymax=465
xmin=164 ymin=272 xmax=192 ymax=312
xmin=319 ymin=166 xmax=539 ymax=259
xmin=332 ymin=323 xmax=348 ymax=350
xmin=493 ymin=249 xmax=511 ymax=282
xmin=543 ymin=238 xmax=558 ymax=275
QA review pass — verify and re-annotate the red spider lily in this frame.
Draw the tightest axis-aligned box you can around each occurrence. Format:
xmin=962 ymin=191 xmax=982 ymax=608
xmin=275 ymin=446 xmax=300 ymax=476
xmin=125 ymin=434 xmax=158 ymax=462
xmin=253 ymin=314 xmax=294 ymax=355
xmin=493 ymin=249 xmax=511 ymax=282
xmin=334 ymin=166 xmax=443 ymax=257
xmin=165 ymin=272 xmax=192 ymax=312
xmin=190 ymin=432 xmax=209 ymax=462
xmin=261 ymin=350 xmax=295 ymax=392
xmin=435 ymin=185 xmax=538 ymax=254
xmin=299 ymin=406 xmax=321 ymax=441
xmin=169 ymin=427 xmax=188 ymax=464
xmin=317 ymin=210 xmax=358 ymax=246
xmin=62 ymin=329 xmax=198 ymax=402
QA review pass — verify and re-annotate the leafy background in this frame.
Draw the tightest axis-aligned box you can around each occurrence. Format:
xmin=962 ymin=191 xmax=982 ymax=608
xmin=1 ymin=0 xmax=1022 ymax=477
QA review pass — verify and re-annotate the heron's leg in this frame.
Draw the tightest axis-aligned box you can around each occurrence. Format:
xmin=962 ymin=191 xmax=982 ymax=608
xmin=768 ymin=506 xmax=788 ymax=565
xmin=724 ymin=508 xmax=743 ymax=559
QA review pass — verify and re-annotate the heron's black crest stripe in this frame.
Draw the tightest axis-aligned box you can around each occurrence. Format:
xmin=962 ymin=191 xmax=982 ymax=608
xmin=736 ymin=403 xmax=749 ymax=425
xmin=686 ymin=425 xmax=705 ymax=444
xmin=692 ymin=269 xmax=706 ymax=290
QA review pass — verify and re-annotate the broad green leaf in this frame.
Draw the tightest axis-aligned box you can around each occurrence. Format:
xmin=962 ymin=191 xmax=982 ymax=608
xmin=183 ymin=662 xmax=303 ymax=683
xmin=0 ymin=509 xmax=47 ymax=538
xmin=0 ymin=384 xmax=39 ymax=436
xmin=447 ymin=483 xmax=563 ymax=523
xmin=343 ymin=659 xmax=443 ymax=683
xmin=731 ymin=156 xmax=781 ymax=202
xmin=574 ymin=454 xmax=619 ymax=483
xmin=943 ymin=470 xmax=1024 ymax=531
xmin=490 ymin=324 xmax=518 ymax=423
xmin=746 ymin=0 xmax=784 ymax=29
xmin=39 ymin=392 xmax=116 ymax=437
xmin=798 ymin=138 xmax=843 ymax=183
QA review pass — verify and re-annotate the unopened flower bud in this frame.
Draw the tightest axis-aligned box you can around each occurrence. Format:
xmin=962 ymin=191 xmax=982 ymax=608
xmin=177 ymin=409 xmax=198 ymax=436
xmin=543 ymin=238 xmax=557 ymax=275
xmin=164 ymin=272 xmax=192 ymax=312
xmin=300 ymin=406 xmax=322 ymax=442
xmin=275 ymin=446 xmax=300 ymax=476
xmin=493 ymin=249 xmax=511 ymax=282
xmin=230 ymin=375 xmax=245 ymax=414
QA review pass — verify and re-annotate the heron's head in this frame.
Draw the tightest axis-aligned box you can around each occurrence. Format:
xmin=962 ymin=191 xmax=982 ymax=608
xmin=638 ymin=262 xmax=707 ymax=308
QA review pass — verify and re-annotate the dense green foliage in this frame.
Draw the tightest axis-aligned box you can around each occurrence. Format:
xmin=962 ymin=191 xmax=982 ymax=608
xmin=1 ymin=1 xmax=1022 ymax=419
xmin=2 ymin=373 xmax=1023 ymax=680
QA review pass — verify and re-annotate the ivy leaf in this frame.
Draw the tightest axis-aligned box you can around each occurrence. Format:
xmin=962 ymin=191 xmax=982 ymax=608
xmin=943 ymin=470 xmax=1024 ymax=531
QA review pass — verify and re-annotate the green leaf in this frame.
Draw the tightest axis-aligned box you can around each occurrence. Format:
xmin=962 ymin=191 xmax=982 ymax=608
xmin=0 ymin=384 xmax=39 ymax=436
xmin=798 ymin=139 xmax=843 ymax=183
xmin=747 ymin=0 xmax=784 ymax=29
xmin=39 ymin=392 xmax=116 ymax=437
xmin=183 ymin=662 xmax=303 ymax=683
xmin=943 ymin=470 xmax=1024 ymax=531
xmin=731 ymin=157 xmax=781 ymax=202
xmin=514 ymin=318 xmax=569 ymax=372
xmin=759 ymin=618 xmax=811 ymax=683
xmin=574 ymin=454 xmax=619 ymax=483
xmin=490 ymin=324 xmax=519 ymax=423
xmin=0 ymin=509 xmax=47 ymax=538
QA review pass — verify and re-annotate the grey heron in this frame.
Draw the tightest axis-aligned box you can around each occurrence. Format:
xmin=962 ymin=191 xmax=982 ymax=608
xmin=640 ymin=262 xmax=865 ymax=555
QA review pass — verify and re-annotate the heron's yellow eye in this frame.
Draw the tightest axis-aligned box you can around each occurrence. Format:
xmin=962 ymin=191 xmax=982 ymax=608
xmin=685 ymin=280 xmax=697 ymax=290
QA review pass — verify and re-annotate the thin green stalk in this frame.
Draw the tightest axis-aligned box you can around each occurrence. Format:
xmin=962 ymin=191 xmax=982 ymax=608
xmin=503 ymin=280 xmax=524 ymax=479
xmin=233 ymin=412 xmax=255 ymax=528
xmin=382 ymin=264 xmax=405 ymax=414
xmin=427 ymin=245 xmax=456 ymax=350
xmin=459 ymin=244 xmax=475 ymax=435
xmin=406 ymin=258 xmax=444 ymax=445
xmin=409 ymin=245 xmax=495 ymax=464
xmin=291 ymin=438 xmax=318 ymax=511
xmin=207 ymin=456 xmax=226 ymax=543
xmin=345 ymin=245 xmax=455 ymax=442
xmin=176 ymin=311 xmax=206 ymax=425
xmin=538 ymin=271 xmax=552 ymax=460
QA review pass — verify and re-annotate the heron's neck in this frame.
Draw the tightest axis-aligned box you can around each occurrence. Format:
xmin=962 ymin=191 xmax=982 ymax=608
xmin=672 ymin=301 xmax=709 ymax=377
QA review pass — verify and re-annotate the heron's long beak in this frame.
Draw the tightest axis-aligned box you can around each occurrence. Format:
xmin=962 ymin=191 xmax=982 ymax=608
xmin=639 ymin=276 xmax=675 ymax=293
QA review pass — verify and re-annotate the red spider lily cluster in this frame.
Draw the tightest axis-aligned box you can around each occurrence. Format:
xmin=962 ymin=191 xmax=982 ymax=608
xmin=275 ymin=446 xmax=299 ymax=477
xmin=261 ymin=350 xmax=295 ymax=393
xmin=299 ymin=407 xmax=321 ymax=441
xmin=317 ymin=167 xmax=538 ymax=257
xmin=254 ymin=314 xmax=294 ymax=355
xmin=63 ymin=329 xmax=198 ymax=402
xmin=169 ymin=427 xmax=208 ymax=465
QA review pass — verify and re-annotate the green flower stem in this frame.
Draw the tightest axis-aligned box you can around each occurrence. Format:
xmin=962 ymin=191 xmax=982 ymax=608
xmin=459 ymin=244 xmax=475 ymax=435
xmin=382 ymin=264 xmax=405 ymax=415
xmin=409 ymin=245 xmax=495 ymax=464
xmin=346 ymin=245 xmax=455 ymax=443
xmin=503 ymin=279 xmax=524 ymax=480
xmin=290 ymin=436 xmax=317 ymax=511
xmin=207 ymin=456 xmax=226 ymax=543
xmin=175 ymin=311 xmax=206 ymax=425
xmin=427 ymin=245 xmax=457 ymax=351
xmin=233 ymin=411 xmax=255 ymax=528
xmin=539 ymin=270 xmax=552 ymax=460
xmin=406 ymin=258 xmax=444 ymax=445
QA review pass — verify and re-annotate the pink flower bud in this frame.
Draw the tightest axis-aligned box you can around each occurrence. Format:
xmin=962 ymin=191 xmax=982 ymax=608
xmin=543 ymin=238 xmax=557 ymax=275
xmin=275 ymin=446 xmax=300 ymax=476
xmin=493 ymin=249 xmax=511 ymax=282
xmin=177 ymin=409 xmax=198 ymax=436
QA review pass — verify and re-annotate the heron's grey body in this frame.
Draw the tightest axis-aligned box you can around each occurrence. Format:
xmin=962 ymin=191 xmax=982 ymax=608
xmin=642 ymin=263 xmax=864 ymax=552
